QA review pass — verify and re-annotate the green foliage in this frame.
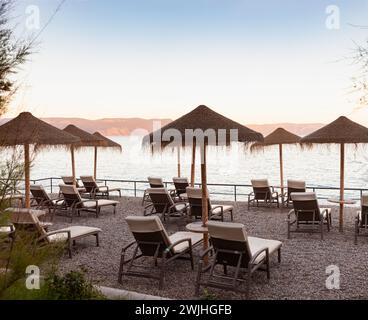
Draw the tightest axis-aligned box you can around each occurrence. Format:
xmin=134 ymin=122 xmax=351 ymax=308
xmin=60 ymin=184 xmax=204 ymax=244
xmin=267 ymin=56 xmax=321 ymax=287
xmin=199 ymin=288 xmax=218 ymax=300
xmin=0 ymin=0 xmax=32 ymax=114
xmin=1 ymin=270 xmax=105 ymax=300
xmin=44 ymin=271 xmax=105 ymax=300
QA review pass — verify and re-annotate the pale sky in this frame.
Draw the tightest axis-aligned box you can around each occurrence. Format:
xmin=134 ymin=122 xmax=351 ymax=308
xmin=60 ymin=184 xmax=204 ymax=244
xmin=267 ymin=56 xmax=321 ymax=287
xmin=7 ymin=0 xmax=368 ymax=124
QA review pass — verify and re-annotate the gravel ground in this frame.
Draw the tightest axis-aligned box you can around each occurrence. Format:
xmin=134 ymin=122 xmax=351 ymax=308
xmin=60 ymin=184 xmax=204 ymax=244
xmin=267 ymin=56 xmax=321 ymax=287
xmin=52 ymin=196 xmax=368 ymax=300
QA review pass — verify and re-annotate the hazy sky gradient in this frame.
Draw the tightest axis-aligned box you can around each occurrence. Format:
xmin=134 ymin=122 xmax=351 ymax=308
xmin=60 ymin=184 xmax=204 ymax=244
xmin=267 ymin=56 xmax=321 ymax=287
xmin=8 ymin=0 xmax=368 ymax=124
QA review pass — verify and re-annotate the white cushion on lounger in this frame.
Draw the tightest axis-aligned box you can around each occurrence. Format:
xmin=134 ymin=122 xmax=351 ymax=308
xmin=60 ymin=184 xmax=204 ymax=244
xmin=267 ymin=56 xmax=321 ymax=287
xmin=248 ymin=236 xmax=282 ymax=264
xmin=97 ymin=186 xmax=108 ymax=192
xmin=82 ymin=199 xmax=118 ymax=208
xmin=174 ymin=203 xmax=187 ymax=211
xmin=0 ymin=226 xmax=13 ymax=233
xmin=320 ymin=208 xmax=331 ymax=217
xmin=211 ymin=205 xmax=233 ymax=215
xmin=48 ymin=226 xmax=101 ymax=242
xmin=169 ymin=231 xmax=203 ymax=253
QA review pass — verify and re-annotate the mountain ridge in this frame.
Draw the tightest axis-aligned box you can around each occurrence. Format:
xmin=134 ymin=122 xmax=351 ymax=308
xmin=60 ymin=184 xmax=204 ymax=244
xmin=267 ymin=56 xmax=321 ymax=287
xmin=0 ymin=117 xmax=324 ymax=137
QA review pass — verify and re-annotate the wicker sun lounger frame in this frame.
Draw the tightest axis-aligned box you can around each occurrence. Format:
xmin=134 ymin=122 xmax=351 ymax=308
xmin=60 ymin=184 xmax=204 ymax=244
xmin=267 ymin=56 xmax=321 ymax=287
xmin=355 ymin=194 xmax=368 ymax=245
xmin=80 ymin=176 xmax=122 ymax=199
xmin=287 ymin=192 xmax=331 ymax=240
xmin=143 ymin=188 xmax=188 ymax=221
xmin=248 ymin=179 xmax=280 ymax=209
xmin=195 ymin=221 xmax=282 ymax=298
xmin=118 ymin=216 xmax=203 ymax=289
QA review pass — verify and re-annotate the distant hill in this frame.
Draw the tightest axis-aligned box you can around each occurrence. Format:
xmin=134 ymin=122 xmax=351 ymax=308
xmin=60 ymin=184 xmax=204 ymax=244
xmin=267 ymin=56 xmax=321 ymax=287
xmin=0 ymin=116 xmax=324 ymax=137
xmin=247 ymin=123 xmax=324 ymax=137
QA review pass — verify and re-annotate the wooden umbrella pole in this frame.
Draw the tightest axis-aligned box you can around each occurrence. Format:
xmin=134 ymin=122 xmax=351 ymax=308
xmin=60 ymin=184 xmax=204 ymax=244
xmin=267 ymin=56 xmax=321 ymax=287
xmin=339 ymin=143 xmax=345 ymax=233
xmin=190 ymin=140 xmax=196 ymax=186
xmin=279 ymin=144 xmax=284 ymax=199
xmin=200 ymin=142 xmax=209 ymax=265
xmin=24 ymin=144 xmax=30 ymax=208
xmin=94 ymin=146 xmax=98 ymax=180
xmin=71 ymin=145 xmax=76 ymax=186
xmin=177 ymin=146 xmax=181 ymax=177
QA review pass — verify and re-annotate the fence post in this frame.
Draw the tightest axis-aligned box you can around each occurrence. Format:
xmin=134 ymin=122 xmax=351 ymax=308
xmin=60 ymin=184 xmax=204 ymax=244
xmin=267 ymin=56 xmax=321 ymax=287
xmin=50 ymin=178 xmax=53 ymax=194
xmin=134 ymin=182 xmax=137 ymax=197
xmin=234 ymin=185 xmax=237 ymax=202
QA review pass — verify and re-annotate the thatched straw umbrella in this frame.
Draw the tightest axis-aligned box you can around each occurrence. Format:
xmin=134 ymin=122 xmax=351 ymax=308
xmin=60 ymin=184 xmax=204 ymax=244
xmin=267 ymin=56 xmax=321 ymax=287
xmin=301 ymin=116 xmax=368 ymax=232
xmin=251 ymin=128 xmax=301 ymax=195
xmin=92 ymin=132 xmax=122 ymax=179
xmin=144 ymin=105 xmax=263 ymax=250
xmin=0 ymin=112 xmax=79 ymax=208
xmin=62 ymin=125 xmax=105 ymax=183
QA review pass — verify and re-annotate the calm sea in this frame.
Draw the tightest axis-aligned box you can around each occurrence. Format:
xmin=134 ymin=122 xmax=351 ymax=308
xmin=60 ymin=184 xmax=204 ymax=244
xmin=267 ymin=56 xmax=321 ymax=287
xmin=7 ymin=136 xmax=368 ymax=202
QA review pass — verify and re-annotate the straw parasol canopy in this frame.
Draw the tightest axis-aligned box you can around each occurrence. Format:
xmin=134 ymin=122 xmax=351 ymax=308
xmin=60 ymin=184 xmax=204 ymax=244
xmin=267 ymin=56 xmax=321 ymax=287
xmin=0 ymin=112 xmax=80 ymax=208
xmin=301 ymin=116 xmax=368 ymax=232
xmin=63 ymin=125 xmax=105 ymax=183
xmin=144 ymin=105 xmax=263 ymax=257
xmin=145 ymin=105 xmax=263 ymax=147
xmin=92 ymin=132 xmax=122 ymax=179
xmin=251 ymin=128 xmax=301 ymax=193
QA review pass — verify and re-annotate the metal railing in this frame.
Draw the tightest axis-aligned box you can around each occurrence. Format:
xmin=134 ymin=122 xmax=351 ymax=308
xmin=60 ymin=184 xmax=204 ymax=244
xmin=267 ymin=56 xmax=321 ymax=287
xmin=5 ymin=177 xmax=368 ymax=204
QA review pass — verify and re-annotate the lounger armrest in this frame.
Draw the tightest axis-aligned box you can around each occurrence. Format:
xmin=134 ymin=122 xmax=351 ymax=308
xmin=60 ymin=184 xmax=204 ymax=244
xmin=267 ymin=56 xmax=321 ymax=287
xmin=320 ymin=208 xmax=329 ymax=220
xmin=356 ymin=210 xmax=361 ymax=222
xmin=287 ymin=209 xmax=296 ymax=224
xmin=39 ymin=230 xmax=71 ymax=242
xmin=247 ymin=192 xmax=255 ymax=197
xmin=143 ymin=203 xmax=154 ymax=215
xmin=199 ymin=246 xmax=214 ymax=259
xmin=121 ymin=240 xmax=137 ymax=253
xmin=250 ymin=247 xmax=268 ymax=265
xmin=165 ymin=238 xmax=192 ymax=254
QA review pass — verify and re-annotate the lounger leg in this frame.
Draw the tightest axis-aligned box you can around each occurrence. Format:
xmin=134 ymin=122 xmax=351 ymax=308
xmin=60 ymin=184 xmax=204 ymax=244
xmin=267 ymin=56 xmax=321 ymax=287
xmin=118 ymin=251 xmax=124 ymax=284
xmin=195 ymin=259 xmax=203 ymax=296
xmin=189 ymin=249 xmax=194 ymax=270
xmin=278 ymin=248 xmax=281 ymax=263
xmin=113 ymin=205 xmax=116 ymax=215
xmin=320 ymin=221 xmax=324 ymax=240
xmin=246 ymin=268 xmax=252 ymax=299
xmin=266 ymin=251 xmax=270 ymax=280
xmin=159 ymin=256 xmax=166 ymax=290
xmin=95 ymin=233 xmax=100 ymax=247
xmin=68 ymin=240 xmax=72 ymax=259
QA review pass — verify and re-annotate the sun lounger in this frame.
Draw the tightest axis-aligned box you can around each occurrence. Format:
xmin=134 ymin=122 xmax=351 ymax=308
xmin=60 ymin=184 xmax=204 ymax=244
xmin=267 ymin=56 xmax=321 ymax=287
xmin=30 ymin=184 xmax=63 ymax=221
xmin=284 ymin=180 xmax=306 ymax=207
xmin=143 ymin=188 xmax=187 ymax=221
xmin=5 ymin=208 xmax=101 ymax=258
xmin=195 ymin=221 xmax=282 ymax=297
xmin=186 ymin=187 xmax=234 ymax=221
xmin=118 ymin=215 xmax=203 ymax=289
xmin=354 ymin=194 xmax=368 ymax=245
xmin=248 ymin=179 xmax=279 ymax=209
xmin=142 ymin=177 xmax=166 ymax=205
xmin=172 ymin=177 xmax=190 ymax=200
xmin=287 ymin=192 xmax=331 ymax=240
xmin=58 ymin=184 xmax=119 ymax=221
xmin=80 ymin=176 xmax=122 ymax=199
xmin=61 ymin=176 xmax=87 ymax=193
